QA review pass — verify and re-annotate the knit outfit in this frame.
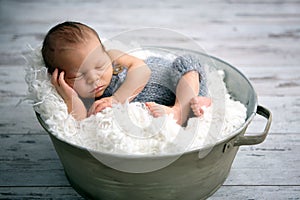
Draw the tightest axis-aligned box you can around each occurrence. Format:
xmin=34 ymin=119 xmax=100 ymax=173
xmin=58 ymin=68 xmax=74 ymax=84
xmin=100 ymin=55 xmax=208 ymax=106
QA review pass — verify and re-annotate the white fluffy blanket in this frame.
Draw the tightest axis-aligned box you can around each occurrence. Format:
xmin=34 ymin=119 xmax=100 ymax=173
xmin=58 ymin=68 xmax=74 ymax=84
xmin=25 ymin=47 xmax=247 ymax=155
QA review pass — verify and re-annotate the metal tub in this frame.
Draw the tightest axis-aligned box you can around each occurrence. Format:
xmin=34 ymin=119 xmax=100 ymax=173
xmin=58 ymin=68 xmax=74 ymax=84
xmin=36 ymin=47 xmax=272 ymax=200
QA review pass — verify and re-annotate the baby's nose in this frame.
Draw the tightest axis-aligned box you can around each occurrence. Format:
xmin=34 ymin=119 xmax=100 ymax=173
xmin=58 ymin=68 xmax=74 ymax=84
xmin=86 ymin=72 xmax=99 ymax=84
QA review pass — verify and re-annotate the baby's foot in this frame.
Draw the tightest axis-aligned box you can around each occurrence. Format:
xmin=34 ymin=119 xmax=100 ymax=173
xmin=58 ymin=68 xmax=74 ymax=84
xmin=145 ymin=102 xmax=182 ymax=124
xmin=190 ymin=96 xmax=212 ymax=117
xmin=145 ymin=102 xmax=171 ymax=117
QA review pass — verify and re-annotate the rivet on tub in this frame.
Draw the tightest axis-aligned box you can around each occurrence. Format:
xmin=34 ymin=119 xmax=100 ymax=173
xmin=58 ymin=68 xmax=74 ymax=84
xmin=223 ymin=142 xmax=232 ymax=153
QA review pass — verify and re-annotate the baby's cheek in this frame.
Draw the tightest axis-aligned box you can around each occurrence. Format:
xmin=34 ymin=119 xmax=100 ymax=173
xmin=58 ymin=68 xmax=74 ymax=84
xmin=65 ymin=79 xmax=74 ymax=87
xmin=67 ymin=80 xmax=83 ymax=94
xmin=73 ymin=83 xmax=89 ymax=97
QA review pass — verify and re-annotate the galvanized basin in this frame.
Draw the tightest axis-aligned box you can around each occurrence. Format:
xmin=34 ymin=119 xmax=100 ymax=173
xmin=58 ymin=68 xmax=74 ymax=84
xmin=36 ymin=47 xmax=272 ymax=200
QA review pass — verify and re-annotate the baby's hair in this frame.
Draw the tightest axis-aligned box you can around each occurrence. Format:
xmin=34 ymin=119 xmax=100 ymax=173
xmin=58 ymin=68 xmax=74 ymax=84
xmin=42 ymin=21 xmax=104 ymax=74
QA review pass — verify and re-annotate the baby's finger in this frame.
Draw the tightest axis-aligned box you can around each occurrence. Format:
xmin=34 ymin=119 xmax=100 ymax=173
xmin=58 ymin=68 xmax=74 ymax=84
xmin=88 ymin=100 xmax=105 ymax=116
xmin=59 ymin=72 xmax=71 ymax=91
xmin=58 ymin=71 xmax=66 ymax=87
xmin=51 ymin=68 xmax=58 ymax=86
xmin=94 ymin=101 xmax=111 ymax=113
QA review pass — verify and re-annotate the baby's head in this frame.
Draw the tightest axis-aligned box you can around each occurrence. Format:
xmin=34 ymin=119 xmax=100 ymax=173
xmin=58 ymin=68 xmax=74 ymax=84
xmin=42 ymin=21 xmax=103 ymax=73
xmin=42 ymin=21 xmax=113 ymax=98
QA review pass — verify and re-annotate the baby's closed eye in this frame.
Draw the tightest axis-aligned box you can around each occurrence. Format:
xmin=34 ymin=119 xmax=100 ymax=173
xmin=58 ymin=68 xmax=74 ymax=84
xmin=67 ymin=73 xmax=84 ymax=81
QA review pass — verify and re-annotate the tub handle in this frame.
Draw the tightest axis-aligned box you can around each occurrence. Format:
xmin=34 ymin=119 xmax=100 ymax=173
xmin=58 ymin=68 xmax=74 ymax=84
xmin=234 ymin=105 xmax=272 ymax=146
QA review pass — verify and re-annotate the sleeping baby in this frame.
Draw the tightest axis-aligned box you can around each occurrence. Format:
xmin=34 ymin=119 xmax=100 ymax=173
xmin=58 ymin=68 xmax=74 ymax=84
xmin=41 ymin=21 xmax=211 ymax=125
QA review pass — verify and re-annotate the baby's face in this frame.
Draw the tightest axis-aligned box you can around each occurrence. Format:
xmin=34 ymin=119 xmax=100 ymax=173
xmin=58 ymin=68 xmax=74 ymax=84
xmin=56 ymin=37 xmax=113 ymax=98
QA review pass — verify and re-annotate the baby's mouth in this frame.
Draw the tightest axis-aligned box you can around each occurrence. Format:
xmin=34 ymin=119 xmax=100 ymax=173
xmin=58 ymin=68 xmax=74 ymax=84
xmin=91 ymin=85 xmax=105 ymax=94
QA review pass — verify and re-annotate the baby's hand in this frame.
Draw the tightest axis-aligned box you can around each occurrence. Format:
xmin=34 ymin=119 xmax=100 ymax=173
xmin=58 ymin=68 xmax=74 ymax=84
xmin=88 ymin=96 xmax=118 ymax=116
xmin=51 ymin=68 xmax=78 ymax=103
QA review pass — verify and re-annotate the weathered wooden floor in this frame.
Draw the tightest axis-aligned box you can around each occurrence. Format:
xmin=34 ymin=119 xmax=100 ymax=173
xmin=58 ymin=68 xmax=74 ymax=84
xmin=1 ymin=0 xmax=300 ymax=199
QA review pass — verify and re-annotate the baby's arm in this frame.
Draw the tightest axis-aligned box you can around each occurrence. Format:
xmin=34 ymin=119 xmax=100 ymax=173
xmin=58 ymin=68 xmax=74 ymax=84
xmin=108 ymin=49 xmax=151 ymax=102
xmin=51 ymin=68 xmax=87 ymax=120
xmin=88 ymin=50 xmax=151 ymax=115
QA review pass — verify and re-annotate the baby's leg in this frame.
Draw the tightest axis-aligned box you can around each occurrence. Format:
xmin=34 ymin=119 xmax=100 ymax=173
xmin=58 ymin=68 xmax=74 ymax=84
xmin=172 ymin=71 xmax=200 ymax=124
xmin=146 ymin=71 xmax=199 ymax=125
